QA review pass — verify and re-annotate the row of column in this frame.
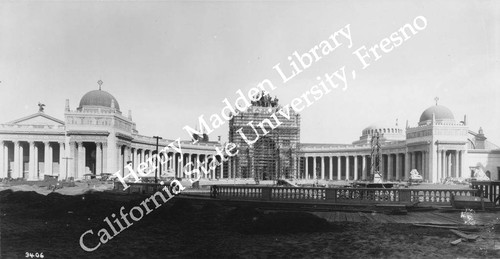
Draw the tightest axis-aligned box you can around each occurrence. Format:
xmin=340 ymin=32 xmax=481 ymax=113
xmin=0 ymin=140 xmax=227 ymax=181
xmin=0 ymin=140 xmax=65 ymax=180
xmin=435 ymin=149 xmax=464 ymax=182
xmin=303 ymin=155 xmax=369 ymax=181
xmin=122 ymin=147 xmax=226 ymax=180
xmin=303 ymin=150 xmax=464 ymax=182
xmin=69 ymin=142 xmax=109 ymax=179
xmin=303 ymin=153 xmax=416 ymax=181
xmin=405 ymin=151 xmax=426 ymax=181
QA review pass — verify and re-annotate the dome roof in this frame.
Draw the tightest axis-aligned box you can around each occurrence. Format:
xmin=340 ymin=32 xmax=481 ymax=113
xmin=362 ymin=121 xmax=403 ymax=135
xmin=419 ymin=105 xmax=454 ymax=123
xmin=363 ymin=122 xmax=395 ymax=132
xmin=79 ymin=89 xmax=120 ymax=111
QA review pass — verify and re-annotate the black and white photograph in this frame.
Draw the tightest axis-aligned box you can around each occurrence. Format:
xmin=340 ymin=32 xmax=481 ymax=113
xmin=1 ymin=0 xmax=499 ymax=258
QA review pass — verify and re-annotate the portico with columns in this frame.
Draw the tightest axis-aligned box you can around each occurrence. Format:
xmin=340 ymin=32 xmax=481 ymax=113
xmin=300 ymin=101 xmax=498 ymax=183
xmin=2 ymin=89 xmax=499 ymax=183
xmin=0 ymin=111 xmax=67 ymax=180
xmin=0 ymin=84 xmax=223 ymax=181
xmin=301 ymin=149 xmax=409 ymax=182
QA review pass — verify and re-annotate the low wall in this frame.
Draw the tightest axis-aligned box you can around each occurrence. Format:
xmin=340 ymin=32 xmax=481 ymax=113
xmin=210 ymin=185 xmax=479 ymax=205
xmin=471 ymin=181 xmax=500 ymax=205
xmin=113 ymin=182 xmax=160 ymax=194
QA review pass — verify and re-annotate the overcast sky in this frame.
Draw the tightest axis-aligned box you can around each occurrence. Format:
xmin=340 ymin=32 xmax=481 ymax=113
xmin=1 ymin=0 xmax=499 ymax=145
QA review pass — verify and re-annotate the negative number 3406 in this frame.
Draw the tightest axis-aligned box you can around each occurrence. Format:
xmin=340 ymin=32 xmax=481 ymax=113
xmin=25 ymin=252 xmax=44 ymax=258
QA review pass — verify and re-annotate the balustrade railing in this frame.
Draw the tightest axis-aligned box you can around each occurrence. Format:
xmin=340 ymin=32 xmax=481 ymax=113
xmin=113 ymin=182 xmax=161 ymax=194
xmin=409 ymin=189 xmax=477 ymax=204
xmin=471 ymin=181 xmax=500 ymax=205
xmin=211 ymin=185 xmax=479 ymax=205
xmin=214 ymin=185 xmax=263 ymax=200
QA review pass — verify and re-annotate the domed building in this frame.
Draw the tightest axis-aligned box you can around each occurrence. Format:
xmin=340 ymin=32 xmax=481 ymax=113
xmin=1 ymin=89 xmax=499 ymax=183
xmin=405 ymin=103 xmax=469 ymax=182
xmin=299 ymin=101 xmax=500 ymax=183
xmin=78 ymin=89 xmax=121 ymax=112
xmin=418 ymin=105 xmax=456 ymax=126
xmin=352 ymin=122 xmax=405 ymax=145
xmin=0 ymin=83 xmax=222 ymax=180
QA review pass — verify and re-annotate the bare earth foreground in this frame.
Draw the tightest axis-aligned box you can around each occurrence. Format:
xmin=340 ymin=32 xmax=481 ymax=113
xmin=1 ymin=185 xmax=500 ymax=259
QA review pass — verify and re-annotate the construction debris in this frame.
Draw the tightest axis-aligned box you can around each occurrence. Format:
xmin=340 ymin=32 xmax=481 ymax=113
xmin=450 ymin=229 xmax=479 ymax=241
xmin=450 ymin=238 xmax=463 ymax=245
xmin=413 ymin=223 xmax=458 ymax=229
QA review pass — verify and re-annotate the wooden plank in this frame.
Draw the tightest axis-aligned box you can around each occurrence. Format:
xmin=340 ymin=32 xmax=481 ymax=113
xmin=387 ymin=214 xmax=406 ymax=224
xmin=426 ymin=212 xmax=456 ymax=225
xmin=405 ymin=213 xmax=432 ymax=224
xmin=450 ymin=238 xmax=463 ymax=245
xmin=415 ymin=213 xmax=432 ymax=224
xmin=366 ymin=212 xmax=386 ymax=223
xmin=394 ymin=213 xmax=415 ymax=224
xmin=450 ymin=229 xmax=479 ymax=241
xmin=379 ymin=214 xmax=398 ymax=223
xmin=413 ymin=223 xmax=458 ymax=229
xmin=416 ymin=212 xmax=446 ymax=225
xmin=432 ymin=213 xmax=464 ymax=224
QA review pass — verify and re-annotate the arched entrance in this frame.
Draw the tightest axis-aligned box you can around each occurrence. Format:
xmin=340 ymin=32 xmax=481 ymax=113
xmin=254 ymin=137 xmax=278 ymax=180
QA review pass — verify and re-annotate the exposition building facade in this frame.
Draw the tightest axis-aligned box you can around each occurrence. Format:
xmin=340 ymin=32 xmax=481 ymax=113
xmin=0 ymin=87 xmax=223 ymax=181
xmin=299 ymin=105 xmax=500 ymax=182
xmin=1 ymin=86 xmax=499 ymax=183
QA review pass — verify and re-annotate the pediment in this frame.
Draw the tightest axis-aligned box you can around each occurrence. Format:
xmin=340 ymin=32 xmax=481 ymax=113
xmin=8 ymin=112 xmax=65 ymax=126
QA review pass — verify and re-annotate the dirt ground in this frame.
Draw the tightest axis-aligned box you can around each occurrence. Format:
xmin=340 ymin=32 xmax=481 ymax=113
xmin=1 ymin=187 xmax=500 ymax=259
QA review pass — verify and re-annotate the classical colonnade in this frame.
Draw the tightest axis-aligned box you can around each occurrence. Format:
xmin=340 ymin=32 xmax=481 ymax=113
xmin=301 ymin=151 xmax=431 ymax=182
xmin=117 ymin=145 xmax=227 ymax=180
xmin=0 ymin=140 xmax=228 ymax=181
xmin=435 ymin=149 xmax=466 ymax=181
xmin=0 ymin=140 xmax=65 ymax=180
xmin=301 ymin=149 xmax=465 ymax=182
xmin=0 ymin=139 xmax=466 ymax=183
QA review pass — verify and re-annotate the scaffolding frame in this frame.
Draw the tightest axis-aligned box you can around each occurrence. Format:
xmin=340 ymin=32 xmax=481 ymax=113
xmin=228 ymin=93 xmax=301 ymax=180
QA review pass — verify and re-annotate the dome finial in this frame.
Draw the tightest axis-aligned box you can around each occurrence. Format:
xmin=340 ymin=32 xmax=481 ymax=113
xmin=97 ymin=80 xmax=103 ymax=90
xmin=434 ymin=96 xmax=439 ymax=106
